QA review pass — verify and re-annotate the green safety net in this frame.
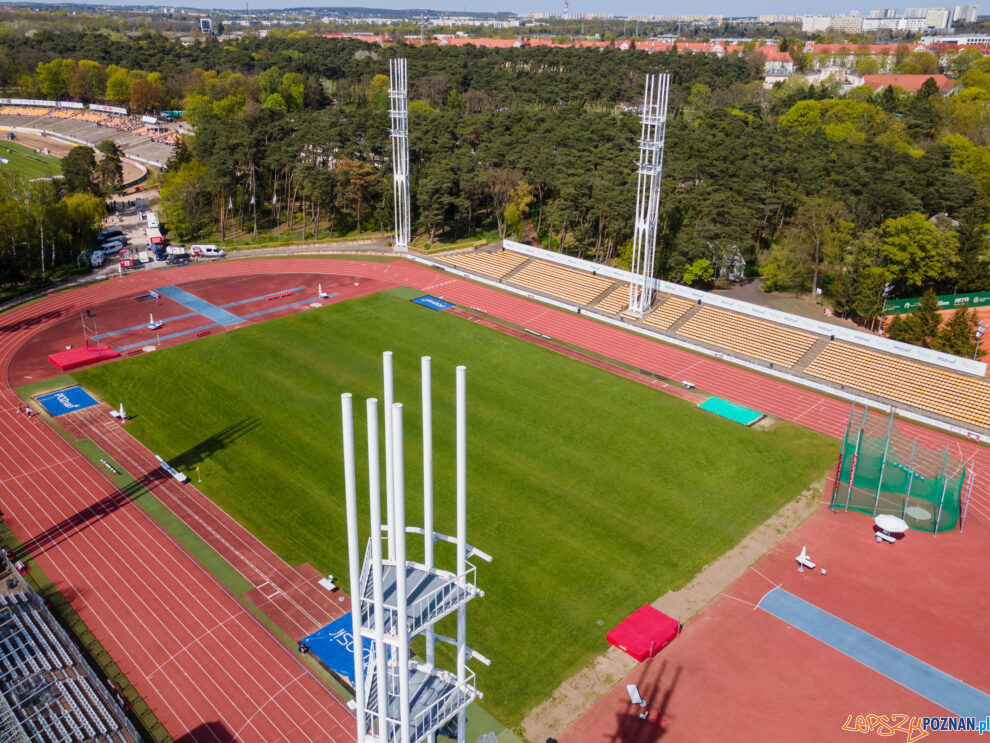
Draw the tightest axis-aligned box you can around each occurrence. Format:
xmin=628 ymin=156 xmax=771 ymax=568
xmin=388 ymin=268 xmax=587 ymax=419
xmin=832 ymin=410 xmax=967 ymax=533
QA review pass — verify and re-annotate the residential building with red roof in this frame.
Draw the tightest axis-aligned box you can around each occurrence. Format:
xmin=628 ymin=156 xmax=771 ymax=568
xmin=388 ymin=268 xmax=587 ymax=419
xmin=862 ymin=74 xmax=956 ymax=94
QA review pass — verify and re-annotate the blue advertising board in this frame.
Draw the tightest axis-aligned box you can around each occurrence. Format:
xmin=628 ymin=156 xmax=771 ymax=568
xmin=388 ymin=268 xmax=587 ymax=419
xmin=36 ymin=387 xmax=99 ymax=417
xmin=411 ymin=295 xmax=454 ymax=311
xmin=302 ymin=613 xmax=371 ymax=685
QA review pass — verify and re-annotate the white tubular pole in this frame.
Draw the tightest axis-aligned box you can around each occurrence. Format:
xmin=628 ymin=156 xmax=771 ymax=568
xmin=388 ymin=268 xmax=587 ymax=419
xmin=383 ymin=351 xmax=395 ymax=560
xmin=422 ymin=356 xmax=436 ymax=669
xmin=341 ymin=394 xmax=367 ymax=743
xmin=391 ymin=403 xmax=411 ymax=743
xmin=366 ymin=398 xmax=389 ymax=741
xmin=455 ymin=365 xmax=467 ymax=743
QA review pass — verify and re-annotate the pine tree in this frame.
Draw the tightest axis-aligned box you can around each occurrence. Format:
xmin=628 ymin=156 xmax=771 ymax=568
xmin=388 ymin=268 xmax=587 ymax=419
xmin=934 ymin=308 xmax=983 ymax=358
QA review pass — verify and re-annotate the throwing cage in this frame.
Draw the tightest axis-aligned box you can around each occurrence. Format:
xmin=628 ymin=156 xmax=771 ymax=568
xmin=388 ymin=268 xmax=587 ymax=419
xmin=830 ymin=405 xmax=975 ymax=533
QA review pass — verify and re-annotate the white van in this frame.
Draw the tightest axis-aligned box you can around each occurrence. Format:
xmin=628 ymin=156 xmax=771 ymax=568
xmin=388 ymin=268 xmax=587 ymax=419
xmin=190 ymin=244 xmax=225 ymax=258
xmin=90 ymin=250 xmax=106 ymax=267
xmin=101 ymin=239 xmax=126 ymax=255
xmin=146 ymin=212 xmax=159 ymax=229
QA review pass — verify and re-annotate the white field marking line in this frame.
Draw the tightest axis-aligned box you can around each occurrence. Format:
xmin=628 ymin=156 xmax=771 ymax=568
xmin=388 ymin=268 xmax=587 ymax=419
xmin=44 ymin=457 xmax=342 ymax=736
xmin=0 ymin=456 xmax=89 ymax=485
xmin=230 ymin=669 xmax=321 ymax=741
xmin=8 ymin=261 xmax=990 ymax=726
xmin=144 ymin=612 xmax=243 ymax=679
xmin=0 ymin=272 xmax=357 ymax=719
xmin=0 ymin=470 xmax=212 ymax=737
xmin=90 ymin=377 xmax=349 ymax=625
xmin=98 ymin=428 xmax=330 ymax=630
xmin=790 ymin=398 xmax=825 ymax=424
xmin=5 ymin=427 xmax=336 ymax=737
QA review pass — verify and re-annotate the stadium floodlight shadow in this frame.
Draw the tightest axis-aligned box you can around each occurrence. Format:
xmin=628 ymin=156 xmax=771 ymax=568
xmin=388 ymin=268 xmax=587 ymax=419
xmin=609 ymin=660 xmax=682 ymax=742
xmin=15 ymin=478 xmax=148 ymax=559
xmin=0 ymin=308 xmax=65 ymax=333
xmin=174 ymin=721 xmax=236 ymax=742
xmin=166 ymin=417 xmax=261 ymax=472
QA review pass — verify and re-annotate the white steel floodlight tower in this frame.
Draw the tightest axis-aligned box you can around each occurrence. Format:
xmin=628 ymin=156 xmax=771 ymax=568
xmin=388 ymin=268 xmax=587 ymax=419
xmin=389 ymin=59 xmax=411 ymax=252
xmin=341 ymin=354 xmax=491 ymax=743
xmin=628 ymin=72 xmax=670 ymax=316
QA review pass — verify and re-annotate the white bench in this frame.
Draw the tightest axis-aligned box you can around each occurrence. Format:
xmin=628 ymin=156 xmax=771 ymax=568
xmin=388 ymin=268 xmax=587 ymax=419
xmin=795 ymin=546 xmax=816 ymax=571
xmin=626 ymin=684 xmax=646 ymax=707
xmin=876 ymin=531 xmax=897 ymax=544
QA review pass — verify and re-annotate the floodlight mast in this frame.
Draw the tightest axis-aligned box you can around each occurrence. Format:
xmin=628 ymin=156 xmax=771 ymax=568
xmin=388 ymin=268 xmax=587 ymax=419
xmin=342 ymin=355 xmax=489 ymax=743
xmin=628 ymin=73 xmax=670 ymax=316
xmin=389 ymin=58 xmax=411 ymax=251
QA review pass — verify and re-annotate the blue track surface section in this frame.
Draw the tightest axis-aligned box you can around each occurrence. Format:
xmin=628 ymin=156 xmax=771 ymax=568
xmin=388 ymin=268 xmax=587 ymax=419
xmin=155 ymin=285 xmax=242 ymax=326
xmin=240 ymin=294 xmax=337 ymax=320
xmin=92 ymin=311 xmax=198 ymax=340
xmin=219 ymin=286 xmax=308 ymax=309
xmin=116 ymin=323 xmax=217 ymax=351
xmin=759 ymin=588 xmax=990 ymax=718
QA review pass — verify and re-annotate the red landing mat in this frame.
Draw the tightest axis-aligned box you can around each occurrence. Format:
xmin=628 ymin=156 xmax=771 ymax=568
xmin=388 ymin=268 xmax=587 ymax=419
xmin=47 ymin=344 xmax=120 ymax=371
xmin=607 ymin=604 xmax=680 ymax=662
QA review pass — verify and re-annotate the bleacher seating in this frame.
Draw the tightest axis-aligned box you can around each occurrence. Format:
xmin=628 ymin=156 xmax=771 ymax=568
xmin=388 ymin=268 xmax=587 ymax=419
xmin=643 ymin=296 xmax=695 ymax=330
xmin=0 ymin=586 xmax=133 ymax=741
xmin=510 ymin=259 xmax=615 ymax=305
xmin=678 ymin=306 xmax=818 ymax=367
xmin=805 ymin=342 xmax=990 ymax=429
xmin=438 ymin=250 xmax=527 ymax=279
xmin=595 ymin=285 xmax=633 ymax=314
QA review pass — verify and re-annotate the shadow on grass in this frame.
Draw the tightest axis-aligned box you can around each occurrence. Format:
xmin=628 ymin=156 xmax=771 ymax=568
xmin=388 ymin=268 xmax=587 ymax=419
xmin=13 ymin=418 xmax=259 ymax=560
xmin=609 ymin=660 xmax=681 ymax=742
xmin=167 ymin=417 xmax=261 ymax=471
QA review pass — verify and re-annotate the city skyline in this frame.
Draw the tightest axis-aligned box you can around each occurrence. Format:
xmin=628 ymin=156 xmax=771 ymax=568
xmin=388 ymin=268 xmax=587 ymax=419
xmin=22 ymin=0 xmax=986 ymax=20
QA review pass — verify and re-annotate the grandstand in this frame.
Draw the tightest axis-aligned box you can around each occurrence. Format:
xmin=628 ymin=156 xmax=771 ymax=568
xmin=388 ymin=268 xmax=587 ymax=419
xmin=0 ymin=556 xmax=138 ymax=743
xmin=643 ymin=296 xmax=694 ymax=330
xmin=806 ymin=342 xmax=990 ymax=430
xmin=679 ymin=306 xmax=819 ymax=367
xmin=431 ymin=244 xmax=990 ymax=436
xmin=0 ymin=106 xmax=176 ymax=167
xmin=506 ymin=259 xmax=615 ymax=305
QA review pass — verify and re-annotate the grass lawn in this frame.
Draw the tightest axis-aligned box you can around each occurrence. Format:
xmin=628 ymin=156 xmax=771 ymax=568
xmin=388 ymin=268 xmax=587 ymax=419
xmin=0 ymin=140 xmax=61 ymax=179
xmin=74 ymin=290 xmax=838 ymax=727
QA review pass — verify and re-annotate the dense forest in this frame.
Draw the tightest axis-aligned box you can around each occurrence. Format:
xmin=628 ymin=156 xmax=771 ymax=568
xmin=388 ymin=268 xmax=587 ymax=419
xmin=1 ymin=26 xmax=988 ymax=331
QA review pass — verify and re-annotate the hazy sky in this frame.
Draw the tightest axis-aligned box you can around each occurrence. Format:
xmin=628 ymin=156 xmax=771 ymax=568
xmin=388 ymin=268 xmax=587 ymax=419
xmin=44 ymin=0 xmax=985 ymax=18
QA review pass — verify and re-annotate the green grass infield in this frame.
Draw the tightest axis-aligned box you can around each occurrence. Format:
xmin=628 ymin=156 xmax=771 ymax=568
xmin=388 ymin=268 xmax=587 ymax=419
xmin=0 ymin=139 xmax=62 ymax=179
xmin=74 ymin=289 xmax=838 ymax=727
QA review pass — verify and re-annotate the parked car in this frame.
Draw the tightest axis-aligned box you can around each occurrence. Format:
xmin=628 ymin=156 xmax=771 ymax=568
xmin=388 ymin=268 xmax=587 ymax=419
xmin=190 ymin=244 xmax=225 ymax=258
xmin=98 ymin=227 xmax=124 ymax=243
xmin=90 ymin=250 xmax=106 ymax=268
xmin=166 ymin=253 xmax=190 ymax=266
xmin=154 ymin=248 xmax=167 ymax=261
xmin=166 ymin=245 xmax=187 ymax=256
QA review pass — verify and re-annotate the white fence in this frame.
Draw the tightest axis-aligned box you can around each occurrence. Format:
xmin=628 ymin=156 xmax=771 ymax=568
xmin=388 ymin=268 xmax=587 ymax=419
xmin=502 ymin=240 xmax=988 ymax=376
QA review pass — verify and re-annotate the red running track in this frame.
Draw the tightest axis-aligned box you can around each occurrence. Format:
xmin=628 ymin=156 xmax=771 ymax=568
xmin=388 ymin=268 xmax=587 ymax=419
xmin=1 ymin=258 xmax=987 ymax=740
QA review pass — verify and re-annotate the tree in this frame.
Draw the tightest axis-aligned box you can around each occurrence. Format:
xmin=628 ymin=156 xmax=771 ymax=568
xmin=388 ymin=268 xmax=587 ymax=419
xmin=69 ymin=60 xmax=105 ymax=102
xmin=36 ymin=59 xmax=72 ymax=99
xmin=262 ymin=93 xmax=288 ymax=111
xmin=934 ymin=307 xmax=984 ymax=358
xmin=368 ymin=73 xmax=389 ymax=109
xmin=338 ymin=158 xmax=377 ymax=234
xmin=96 ymin=141 xmax=123 ymax=195
xmin=765 ymin=195 xmax=852 ymax=295
xmin=105 ymin=68 xmax=132 ymax=104
xmin=886 ymin=289 xmax=941 ymax=347
xmin=161 ymin=160 xmax=209 ymax=239
xmin=875 ymin=212 xmax=958 ymax=291
xmin=682 ymin=258 xmax=714 ymax=287
xmin=61 ymin=147 xmax=97 ymax=195
xmin=130 ymin=77 xmax=167 ymax=113
xmin=483 ymin=167 xmax=522 ymax=239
